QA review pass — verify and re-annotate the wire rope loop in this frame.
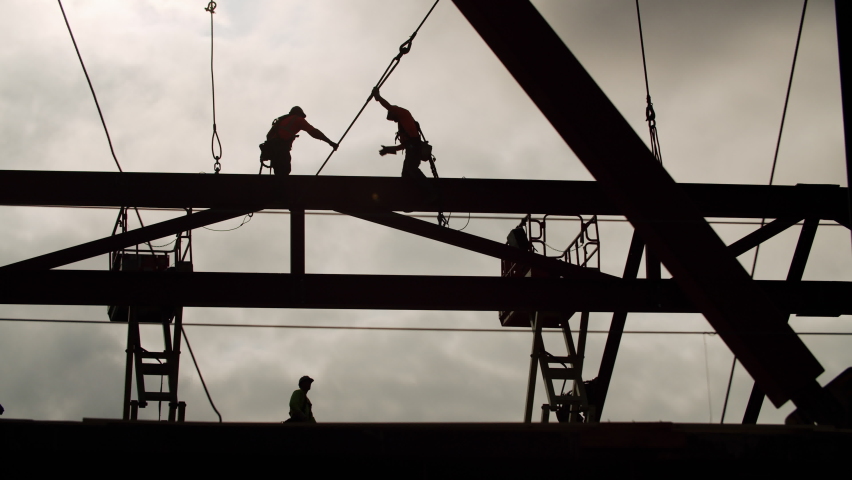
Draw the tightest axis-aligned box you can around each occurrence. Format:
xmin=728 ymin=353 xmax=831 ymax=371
xmin=211 ymin=125 xmax=222 ymax=173
xmin=204 ymin=1 xmax=217 ymax=13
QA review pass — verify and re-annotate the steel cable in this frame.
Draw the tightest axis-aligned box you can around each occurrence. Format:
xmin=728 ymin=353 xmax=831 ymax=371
xmin=205 ymin=1 xmax=223 ymax=173
xmin=182 ymin=325 xmax=222 ymax=422
xmin=315 ymin=0 xmax=440 ymax=175
xmin=720 ymin=0 xmax=809 ymax=424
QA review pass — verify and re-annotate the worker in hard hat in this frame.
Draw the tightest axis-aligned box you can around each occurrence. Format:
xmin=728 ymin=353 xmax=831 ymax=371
xmin=371 ymin=88 xmax=436 ymax=202
xmin=286 ymin=375 xmax=316 ymax=423
xmin=260 ymin=106 xmax=338 ymax=175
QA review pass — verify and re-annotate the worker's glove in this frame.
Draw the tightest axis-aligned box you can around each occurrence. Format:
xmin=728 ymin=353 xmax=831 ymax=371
xmin=329 ymin=141 xmax=339 ymax=151
xmin=371 ymin=87 xmax=380 ymax=100
xmin=379 ymin=145 xmax=396 ymax=156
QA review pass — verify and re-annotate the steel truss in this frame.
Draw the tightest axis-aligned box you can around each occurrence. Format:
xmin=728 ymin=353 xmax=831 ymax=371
xmin=1 ymin=0 xmax=851 ymax=426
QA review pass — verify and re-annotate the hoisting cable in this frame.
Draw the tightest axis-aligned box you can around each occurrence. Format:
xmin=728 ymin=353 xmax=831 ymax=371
xmin=182 ymin=325 xmax=222 ymax=422
xmin=719 ymin=0 xmax=808 ymax=424
xmin=635 ymin=0 xmax=663 ymax=164
xmin=314 ymin=0 xmax=440 ymax=175
xmin=58 ymin=0 xmax=155 ymax=254
xmin=205 ymin=1 xmax=223 ymax=173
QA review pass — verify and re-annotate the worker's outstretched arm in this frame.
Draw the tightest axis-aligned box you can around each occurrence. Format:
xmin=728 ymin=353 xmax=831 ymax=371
xmin=372 ymin=87 xmax=392 ymax=110
xmin=306 ymin=129 xmax=338 ymax=151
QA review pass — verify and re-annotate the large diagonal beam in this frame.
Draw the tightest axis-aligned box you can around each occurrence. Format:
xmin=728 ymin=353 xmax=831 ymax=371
xmin=338 ymin=209 xmax=616 ymax=281
xmin=742 ymin=218 xmax=821 ymax=423
xmin=0 ymin=171 xmax=846 ymax=221
xmin=594 ymin=231 xmax=645 ymax=419
xmin=0 ymin=270 xmax=848 ymax=313
xmin=452 ymin=0 xmax=822 ymax=408
xmin=1 ymin=208 xmax=257 ymax=270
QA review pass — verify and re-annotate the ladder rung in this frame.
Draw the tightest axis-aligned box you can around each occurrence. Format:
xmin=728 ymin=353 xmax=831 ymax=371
xmin=544 ymin=368 xmax=579 ymax=380
xmin=554 ymin=395 xmax=586 ymax=405
xmin=139 ymin=363 xmax=171 ymax=376
xmin=143 ymin=392 xmax=174 ymax=402
xmin=139 ymin=351 xmax=172 ymax=360
xmin=544 ymin=356 xmax=578 ymax=364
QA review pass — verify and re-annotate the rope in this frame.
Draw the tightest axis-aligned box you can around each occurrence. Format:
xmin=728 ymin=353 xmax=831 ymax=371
xmin=635 ymin=0 xmax=662 ymax=164
xmin=202 ymin=212 xmax=253 ymax=232
xmin=315 ymin=0 xmax=440 ymax=175
xmin=182 ymin=325 xmax=222 ymax=422
xmin=720 ymin=0 xmax=808 ymax=424
xmin=58 ymin=1 xmax=155 ymax=253
xmin=205 ymin=1 xmax=223 ymax=173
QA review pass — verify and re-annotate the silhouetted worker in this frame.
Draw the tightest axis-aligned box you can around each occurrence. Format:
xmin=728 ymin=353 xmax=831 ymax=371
xmin=372 ymin=88 xmax=437 ymax=203
xmin=0 ymin=403 xmax=4 ymax=415
xmin=287 ymin=375 xmax=316 ymax=423
xmin=261 ymin=106 xmax=338 ymax=175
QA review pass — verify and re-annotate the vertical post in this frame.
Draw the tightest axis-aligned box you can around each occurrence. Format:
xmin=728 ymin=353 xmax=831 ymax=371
xmin=743 ymin=218 xmax=820 ymax=423
xmin=291 ymin=208 xmax=305 ymax=275
xmin=524 ymin=313 xmax=542 ymax=423
xmin=595 ymin=232 xmax=645 ymax=419
xmin=836 ymin=0 xmax=852 ymax=248
xmin=122 ymin=313 xmax=134 ymax=420
xmin=170 ymin=307 xmax=184 ymax=407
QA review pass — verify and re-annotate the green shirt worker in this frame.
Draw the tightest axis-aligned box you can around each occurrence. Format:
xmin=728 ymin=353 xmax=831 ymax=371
xmin=287 ymin=375 xmax=316 ymax=423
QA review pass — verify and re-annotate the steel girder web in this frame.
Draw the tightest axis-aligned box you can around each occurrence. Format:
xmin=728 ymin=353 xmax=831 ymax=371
xmin=452 ymin=0 xmax=833 ymax=421
xmin=0 ymin=171 xmax=847 ymax=221
xmin=1 ymin=208 xmax=258 ymax=271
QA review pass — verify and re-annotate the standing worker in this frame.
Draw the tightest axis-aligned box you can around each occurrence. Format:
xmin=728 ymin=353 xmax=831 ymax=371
xmin=260 ymin=106 xmax=338 ymax=175
xmin=285 ymin=375 xmax=316 ymax=423
xmin=371 ymin=88 xmax=437 ymax=202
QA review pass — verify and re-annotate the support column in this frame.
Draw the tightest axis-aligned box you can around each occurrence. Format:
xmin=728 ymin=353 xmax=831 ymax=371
xmin=595 ymin=232 xmax=645 ymax=419
xmin=523 ymin=313 xmax=543 ymax=423
xmin=122 ymin=310 xmax=134 ymax=420
xmin=837 ymin=0 xmax=852 ymax=248
xmin=291 ymin=209 xmax=305 ymax=275
xmin=743 ymin=218 xmax=820 ymax=423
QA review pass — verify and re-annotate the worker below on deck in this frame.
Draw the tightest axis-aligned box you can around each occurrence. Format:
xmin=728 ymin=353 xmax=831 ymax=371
xmin=371 ymin=88 xmax=436 ymax=203
xmin=286 ymin=375 xmax=316 ymax=423
xmin=260 ymin=106 xmax=338 ymax=175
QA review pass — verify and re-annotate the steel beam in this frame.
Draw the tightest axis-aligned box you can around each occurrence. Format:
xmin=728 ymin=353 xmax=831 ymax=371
xmin=291 ymin=209 xmax=305 ymax=275
xmin=339 ymin=209 xmax=614 ymax=280
xmin=742 ymin=218 xmax=820 ymax=424
xmin=727 ymin=218 xmax=803 ymax=258
xmin=452 ymin=0 xmax=824 ymax=408
xmin=0 ymin=270 xmax=847 ymax=314
xmin=0 ymin=171 xmax=846 ymax=221
xmin=595 ymin=232 xmax=645 ymax=419
xmin=1 ymin=208 xmax=257 ymax=271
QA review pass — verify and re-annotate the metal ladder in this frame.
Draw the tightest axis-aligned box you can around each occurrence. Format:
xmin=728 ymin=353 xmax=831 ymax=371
xmin=524 ymin=311 xmax=594 ymax=423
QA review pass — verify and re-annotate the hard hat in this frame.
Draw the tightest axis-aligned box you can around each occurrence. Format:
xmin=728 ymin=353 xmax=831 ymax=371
xmin=299 ymin=375 xmax=314 ymax=386
xmin=289 ymin=106 xmax=306 ymax=118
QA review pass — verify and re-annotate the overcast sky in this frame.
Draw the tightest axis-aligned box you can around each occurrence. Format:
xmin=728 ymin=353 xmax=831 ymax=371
xmin=1 ymin=0 xmax=850 ymax=425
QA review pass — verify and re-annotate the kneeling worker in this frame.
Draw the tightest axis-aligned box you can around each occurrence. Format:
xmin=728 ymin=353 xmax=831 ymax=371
xmin=260 ymin=106 xmax=338 ymax=175
xmin=287 ymin=375 xmax=316 ymax=423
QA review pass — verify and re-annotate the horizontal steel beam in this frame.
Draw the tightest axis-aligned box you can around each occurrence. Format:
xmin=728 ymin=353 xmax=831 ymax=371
xmin=0 ymin=270 xmax=847 ymax=315
xmin=0 ymin=171 xmax=846 ymax=220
